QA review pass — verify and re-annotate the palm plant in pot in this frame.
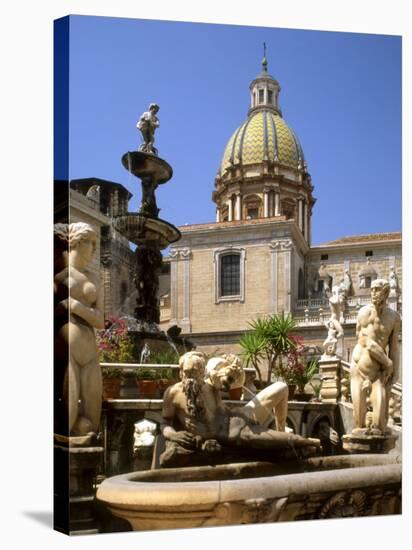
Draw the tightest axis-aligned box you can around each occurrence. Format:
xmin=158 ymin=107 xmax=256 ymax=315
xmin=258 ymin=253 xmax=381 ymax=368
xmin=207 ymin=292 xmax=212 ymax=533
xmin=240 ymin=312 xmax=298 ymax=389
xmin=293 ymin=359 xmax=319 ymax=400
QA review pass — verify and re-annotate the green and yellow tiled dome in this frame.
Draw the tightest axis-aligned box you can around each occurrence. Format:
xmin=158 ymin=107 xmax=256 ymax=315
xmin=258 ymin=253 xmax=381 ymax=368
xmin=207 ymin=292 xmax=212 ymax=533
xmin=220 ymin=110 xmax=305 ymax=175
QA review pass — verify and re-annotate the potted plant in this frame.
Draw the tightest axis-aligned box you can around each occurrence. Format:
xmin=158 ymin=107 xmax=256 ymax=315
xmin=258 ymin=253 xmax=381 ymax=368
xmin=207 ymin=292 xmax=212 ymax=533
xmin=310 ymin=381 xmax=322 ymax=402
xmin=157 ymin=367 xmax=178 ymax=396
xmin=135 ymin=368 xmax=159 ymax=399
xmin=239 ymin=312 xmax=297 ymax=388
xmin=101 ymin=366 xmax=123 ymax=399
xmin=143 ymin=350 xmax=179 ymax=396
xmin=97 ymin=316 xmax=136 ymax=399
xmin=294 ymin=359 xmax=319 ymax=398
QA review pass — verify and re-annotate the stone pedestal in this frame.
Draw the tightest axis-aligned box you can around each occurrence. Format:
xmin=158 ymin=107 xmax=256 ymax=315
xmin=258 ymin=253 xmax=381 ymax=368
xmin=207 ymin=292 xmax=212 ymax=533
xmin=319 ymin=358 xmax=341 ymax=403
xmin=342 ymin=432 xmax=397 ymax=454
xmin=54 ymin=442 xmax=103 ymax=535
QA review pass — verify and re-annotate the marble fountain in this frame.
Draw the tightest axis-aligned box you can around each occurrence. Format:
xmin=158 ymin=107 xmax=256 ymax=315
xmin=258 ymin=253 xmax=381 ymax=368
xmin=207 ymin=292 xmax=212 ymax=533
xmin=97 ymin=454 xmax=401 ymax=530
xmin=96 ymin=107 xmax=402 ymax=533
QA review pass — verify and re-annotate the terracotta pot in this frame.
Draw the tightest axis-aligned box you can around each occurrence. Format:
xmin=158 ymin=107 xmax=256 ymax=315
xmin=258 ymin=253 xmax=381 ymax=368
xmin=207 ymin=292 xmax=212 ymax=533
xmin=137 ymin=379 xmax=159 ymax=399
xmin=294 ymin=392 xmax=312 ymax=402
xmin=228 ymin=387 xmax=243 ymax=400
xmin=102 ymin=378 xmax=121 ymax=400
xmin=158 ymin=379 xmax=175 ymax=397
xmin=287 ymin=384 xmax=296 ymax=400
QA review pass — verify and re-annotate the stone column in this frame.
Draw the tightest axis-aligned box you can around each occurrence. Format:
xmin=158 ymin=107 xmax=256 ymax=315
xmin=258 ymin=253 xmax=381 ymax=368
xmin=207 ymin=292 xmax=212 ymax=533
xmin=216 ymin=208 xmax=220 ymax=222
xmin=269 ymin=240 xmax=281 ymax=312
xmin=228 ymin=199 xmax=233 ymax=222
xmin=263 ymin=191 xmax=269 ymax=218
xmin=235 ymin=193 xmax=242 ymax=221
xmin=179 ymin=249 xmax=192 ymax=333
xmin=274 ymin=192 xmax=280 ymax=216
xmin=169 ymin=250 xmax=179 ymax=325
xmin=298 ymin=199 xmax=303 ymax=232
xmin=303 ymin=201 xmax=308 ymax=240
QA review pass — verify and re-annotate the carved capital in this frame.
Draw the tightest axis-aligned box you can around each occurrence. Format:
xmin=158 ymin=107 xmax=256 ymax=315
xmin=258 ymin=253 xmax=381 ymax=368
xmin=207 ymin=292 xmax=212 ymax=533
xmin=179 ymin=248 xmax=192 ymax=260
xmin=269 ymin=240 xmax=282 ymax=251
xmin=269 ymin=238 xmax=293 ymax=251
xmin=280 ymin=239 xmax=293 ymax=251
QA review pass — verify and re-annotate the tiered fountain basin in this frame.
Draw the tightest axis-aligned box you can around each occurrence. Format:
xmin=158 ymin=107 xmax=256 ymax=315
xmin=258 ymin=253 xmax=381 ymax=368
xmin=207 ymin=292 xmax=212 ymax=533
xmin=97 ymin=454 xmax=401 ymax=531
xmin=122 ymin=151 xmax=172 ymax=183
xmin=113 ymin=214 xmax=181 ymax=248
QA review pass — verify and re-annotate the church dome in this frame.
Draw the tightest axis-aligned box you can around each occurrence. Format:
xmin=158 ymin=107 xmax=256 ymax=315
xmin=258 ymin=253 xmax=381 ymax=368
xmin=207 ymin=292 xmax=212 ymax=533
xmin=220 ymin=109 xmax=305 ymax=175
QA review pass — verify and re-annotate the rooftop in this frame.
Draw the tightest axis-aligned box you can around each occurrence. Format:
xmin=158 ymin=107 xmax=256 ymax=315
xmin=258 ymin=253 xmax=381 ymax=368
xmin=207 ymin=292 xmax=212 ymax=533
xmin=317 ymin=232 xmax=402 ymax=246
xmin=178 ymin=216 xmax=288 ymax=232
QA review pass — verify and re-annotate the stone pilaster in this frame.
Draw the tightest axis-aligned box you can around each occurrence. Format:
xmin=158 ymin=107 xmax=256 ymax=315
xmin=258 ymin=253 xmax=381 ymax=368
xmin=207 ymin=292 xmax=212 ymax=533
xmin=281 ymin=239 xmax=293 ymax=313
xmin=179 ymin=248 xmax=192 ymax=333
xmin=269 ymin=240 xmax=281 ymax=313
xmin=169 ymin=250 xmax=179 ymax=325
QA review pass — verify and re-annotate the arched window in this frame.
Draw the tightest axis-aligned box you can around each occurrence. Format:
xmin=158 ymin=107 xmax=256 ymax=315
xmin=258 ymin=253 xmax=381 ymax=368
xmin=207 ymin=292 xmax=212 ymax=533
xmin=243 ymin=194 xmax=262 ymax=219
xmin=214 ymin=248 xmax=246 ymax=303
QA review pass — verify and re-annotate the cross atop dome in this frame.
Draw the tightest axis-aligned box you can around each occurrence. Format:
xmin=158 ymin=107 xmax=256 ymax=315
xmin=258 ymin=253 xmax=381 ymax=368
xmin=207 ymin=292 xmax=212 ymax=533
xmin=261 ymin=42 xmax=268 ymax=73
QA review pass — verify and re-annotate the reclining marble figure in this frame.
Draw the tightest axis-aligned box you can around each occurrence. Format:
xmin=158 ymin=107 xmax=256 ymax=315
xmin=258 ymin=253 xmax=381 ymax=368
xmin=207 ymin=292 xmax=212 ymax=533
xmin=160 ymin=352 xmax=320 ymax=466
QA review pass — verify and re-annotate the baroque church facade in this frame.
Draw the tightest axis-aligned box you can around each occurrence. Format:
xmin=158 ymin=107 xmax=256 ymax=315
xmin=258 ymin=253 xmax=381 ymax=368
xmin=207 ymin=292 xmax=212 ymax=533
xmin=159 ymin=57 xmax=402 ymax=362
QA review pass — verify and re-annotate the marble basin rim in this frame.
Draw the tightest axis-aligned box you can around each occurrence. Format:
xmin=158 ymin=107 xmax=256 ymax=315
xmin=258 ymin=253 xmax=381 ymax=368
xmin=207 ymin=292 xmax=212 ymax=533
xmin=97 ymin=454 xmax=401 ymax=530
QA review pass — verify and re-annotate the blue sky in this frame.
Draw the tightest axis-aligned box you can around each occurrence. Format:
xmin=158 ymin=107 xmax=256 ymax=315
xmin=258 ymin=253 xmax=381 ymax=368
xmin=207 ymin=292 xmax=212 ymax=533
xmin=61 ymin=15 xmax=401 ymax=245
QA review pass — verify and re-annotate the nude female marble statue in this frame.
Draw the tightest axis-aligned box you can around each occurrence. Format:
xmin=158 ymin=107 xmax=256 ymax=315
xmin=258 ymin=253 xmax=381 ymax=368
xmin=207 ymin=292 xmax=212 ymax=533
xmin=350 ymin=279 xmax=401 ymax=435
xmin=160 ymin=352 xmax=320 ymax=466
xmin=54 ymin=223 xmax=104 ymax=439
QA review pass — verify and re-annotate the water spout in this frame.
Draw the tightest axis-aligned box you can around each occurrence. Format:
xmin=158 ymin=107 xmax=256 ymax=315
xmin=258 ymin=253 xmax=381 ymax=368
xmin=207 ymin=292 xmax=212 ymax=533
xmin=140 ymin=343 xmax=151 ymax=364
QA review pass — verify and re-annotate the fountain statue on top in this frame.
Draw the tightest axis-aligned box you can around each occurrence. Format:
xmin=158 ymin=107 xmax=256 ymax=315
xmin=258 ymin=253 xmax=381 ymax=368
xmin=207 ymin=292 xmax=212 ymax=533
xmin=137 ymin=103 xmax=160 ymax=155
xmin=111 ymin=104 xmax=191 ymax=357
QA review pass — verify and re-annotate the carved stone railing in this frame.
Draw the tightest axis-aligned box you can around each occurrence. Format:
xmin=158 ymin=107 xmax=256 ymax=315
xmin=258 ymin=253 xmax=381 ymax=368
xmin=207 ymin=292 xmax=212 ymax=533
xmin=295 ymin=298 xmax=329 ymax=309
xmin=346 ymin=296 xmax=373 ymax=307
xmin=294 ymin=311 xmax=358 ymax=327
xmin=319 ymin=359 xmax=402 ymax=428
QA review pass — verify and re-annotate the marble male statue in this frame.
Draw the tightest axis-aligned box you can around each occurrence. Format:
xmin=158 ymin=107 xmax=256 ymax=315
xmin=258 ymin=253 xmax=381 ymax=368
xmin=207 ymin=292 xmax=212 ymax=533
xmin=350 ymin=279 xmax=401 ymax=435
xmin=136 ymin=103 xmax=160 ymax=155
xmin=160 ymin=352 xmax=320 ymax=466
